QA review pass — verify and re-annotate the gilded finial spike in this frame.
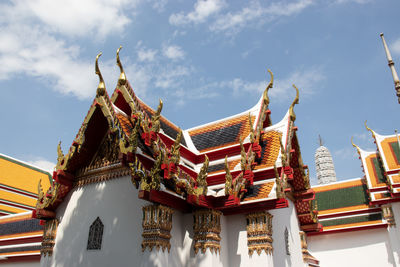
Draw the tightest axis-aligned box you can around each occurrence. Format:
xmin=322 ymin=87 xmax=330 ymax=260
xmin=318 ymin=135 xmax=323 ymax=147
xmin=263 ymin=69 xmax=274 ymax=107
xmin=289 ymin=84 xmax=299 ymax=121
xmin=95 ymin=52 xmax=106 ymax=97
xmin=116 ymin=46 xmax=127 ymax=85
xmin=364 ymin=120 xmax=375 ymax=138
xmin=351 ymin=136 xmax=360 ymax=151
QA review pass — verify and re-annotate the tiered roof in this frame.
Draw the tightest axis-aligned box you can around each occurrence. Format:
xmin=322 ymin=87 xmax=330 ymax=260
xmin=310 ymin=123 xmax=400 ymax=235
xmin=32 ymin=47 xmax=321 ymax=232
xmin=311 ymin=178 xmax=385 ymax=235
xmin=0 ymin=154 xmax=51 ymax=216
xmin=0 ymin=212 xmax=42 ymax=262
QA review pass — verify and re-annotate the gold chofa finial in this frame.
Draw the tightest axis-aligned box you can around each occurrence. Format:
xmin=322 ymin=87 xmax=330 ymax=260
xmin=263 ymin=69 xmax=274 ymax=107
xmin=351 ymin=136 xmax=360 ymax=151
xmin=289 ymin=84 xmax=299 ymax=121
xmin=116 ymin=46 xmax=127 ymax=86
xmin=95 ymin=52 xmax=106 ymax=97
xmin=364 ymin=120 xmax=375 ymax=138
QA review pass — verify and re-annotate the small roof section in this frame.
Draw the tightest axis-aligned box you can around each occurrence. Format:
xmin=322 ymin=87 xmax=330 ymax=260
xmin=0 ymin=154 xmax=51 ymax=216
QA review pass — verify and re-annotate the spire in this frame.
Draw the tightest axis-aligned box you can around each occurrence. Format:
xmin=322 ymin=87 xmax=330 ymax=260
xmin=380 ymin=33 xmax=400 ymax=103
xmin=318 ymin=135 xmax=323 ymax=147
xmin=315 ymin=140 xmax=337 ymax=185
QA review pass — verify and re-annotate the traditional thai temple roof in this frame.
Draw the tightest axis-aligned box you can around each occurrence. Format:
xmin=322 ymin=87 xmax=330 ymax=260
xmin=0 ymin=154 xmax=51 ymax=216
xmin=310 ymin=122 xmax=400 ymax=235
xmin=311 ymin=178 xmax=386 ymax=234
xmin=0 ymin=212 xmax=42 ymax=262
xmin=32 ymin=47 xmax=320 ymax=233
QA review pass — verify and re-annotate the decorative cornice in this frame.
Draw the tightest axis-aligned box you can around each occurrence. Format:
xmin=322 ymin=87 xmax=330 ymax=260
xmin=75 ymin=164 xmax=130 ymax=187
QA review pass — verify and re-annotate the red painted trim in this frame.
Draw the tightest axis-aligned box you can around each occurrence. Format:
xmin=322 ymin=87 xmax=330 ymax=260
xmin=318 ymin=208 xmax=382 ymax=220
xmin=0 ymin=236 xmax=42 ymax=246
xmin=0 ymin=200 xmax=33 ymax=211
xmin=0 ymin=254 xmax=40 ymax=263
xmin=293 ymin=188 xmax=315 ymax=202
xmin=138 ymin=190 xmax=192 ymax=213
xmin=0 ymin=185 xmax=37 ymax=198
xmin=178 ymin=165 xmax=198 ymax=179
xmin=387 ymin=169 xmax=400 ymax=175
xmin=369 ymin=187 xmax=389 ymax=193
xmin=222 ymin=198 xmax=289 ymax=215
xmin=307 ymin=223 xmax=388 ymax=236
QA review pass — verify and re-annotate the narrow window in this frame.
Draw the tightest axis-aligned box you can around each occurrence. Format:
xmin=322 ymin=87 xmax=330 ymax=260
xmin=87 ymin=217 xmax=104 ymax=250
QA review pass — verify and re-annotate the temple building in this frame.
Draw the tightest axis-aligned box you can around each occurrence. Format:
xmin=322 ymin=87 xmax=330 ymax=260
xmin=0 ymin=33 xmax=399 ymax=266
xmin=32 ymin=48 xmax=321 ymax=267
xmin=0 ymin=153 xmax=51 ymax=265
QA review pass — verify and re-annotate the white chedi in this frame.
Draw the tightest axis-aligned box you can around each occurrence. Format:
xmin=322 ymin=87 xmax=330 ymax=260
xmin=315 ymin=145 xmax=337 ymax=185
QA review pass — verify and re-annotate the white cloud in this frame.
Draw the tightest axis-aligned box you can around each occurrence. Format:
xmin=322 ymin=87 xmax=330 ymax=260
xmin=271 ymin=67 xmax=325 ymax=101
xmin=334 ymin=0 xmax=371 ymax=4
xmin=163 ymin=45 xmax=186 ymax=61
xmin=216 ymin=67 xmax=324 ymax=101
xmin=210 ymin=0 xmax=313 ymax=35
xmin=0 ymin=24 xmax=96 ymax=99
xmin=27 ymin=159 xmax=56 ymax=173
xmin=137 ymin=48 xmax=158 ymax=62
xmin=169 ymin=0 xmax=225 ymax=26
xmin=221 ymin=78 xmax=265 ymax=96
xmin=155 ymin=65 xmax=190 ymax=88
xmin=150 ymin=0 xmax=168 ymax=12
xmin=391 ymin=38 xmax=400 ymax=56
xmin=6 ymin=0 xmax=138 ymax=38
xmin=333 ymin=147 xmax=358 ymax=160
xmin=0 ymin=0 xmax=141 ymax=100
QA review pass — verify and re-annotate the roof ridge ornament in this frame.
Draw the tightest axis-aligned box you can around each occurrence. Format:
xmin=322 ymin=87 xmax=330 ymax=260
xmin=116 ymin=46 xmax=127 ymax=86
xmin=95 ymin=52 xmax=106 ymax=97
xmin=263 ymin=69 xmax=274 ymax=107
xmin=289 ymin=84 xmax=299 ymax=122
xmin=351 ymin=136 xmax=360 ymax=152
xmin=380 ymin=33 xmax=400 ymax=103
xmin=364 ymin=120 xmax=376 ymax=139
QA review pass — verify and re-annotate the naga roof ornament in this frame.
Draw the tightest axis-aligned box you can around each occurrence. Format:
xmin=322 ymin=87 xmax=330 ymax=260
xmin=116 ymin=46 xmax=127 ymax=86
xmin=351 ymin=136 xmax=361 ymax=153
xmin=364 ymin=120 xmax=376 ymax=139
xmin=95 ymin=52 xmax=106 ymax=97
xmin=263 ymin=69 xmax=274 ymax=108
xmin=289 ymin=84 xmax=299 ymax=122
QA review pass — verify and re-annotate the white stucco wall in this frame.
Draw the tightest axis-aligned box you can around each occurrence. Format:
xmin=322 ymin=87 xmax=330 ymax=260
xmin=270 ymin=201 xmax=305 ymax=267
xmin=42 ymin=175 xmax=307 ymax=267
xmin=389 ymin=202 xmax=400 ymax=266
xmin=308 ymin=228 xmax=396 ymax=267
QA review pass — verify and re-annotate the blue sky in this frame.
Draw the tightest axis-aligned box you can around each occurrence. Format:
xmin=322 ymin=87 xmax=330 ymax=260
xmin=0 ymin=0 xmax=399 ymax=184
